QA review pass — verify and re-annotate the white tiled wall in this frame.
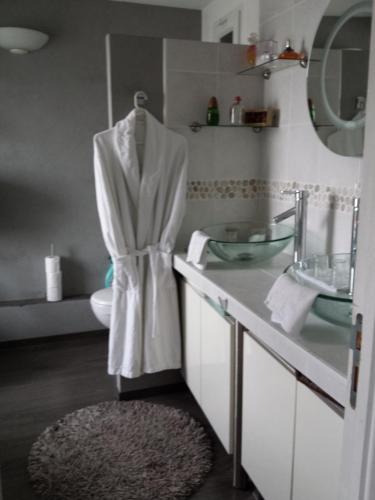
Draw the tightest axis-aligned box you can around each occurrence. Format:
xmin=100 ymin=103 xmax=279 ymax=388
xmin=260 ymin=0 xmax=362 ymax=254
xmin=164 ymin=39 xmax=263 ymax=249
xmin=167 ymin=0 xmax=364 ymax=255
xmin=202 ymin=0 xmax=260 ymax=45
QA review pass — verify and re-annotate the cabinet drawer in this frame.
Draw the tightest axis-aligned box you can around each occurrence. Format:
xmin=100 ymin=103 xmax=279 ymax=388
xmin=242 ymin=334 xmax=296 ymax=500
xmin=180 ymin=280 xmax=234 ymax=454
xmin=292 ymin=381 xmax=344 ymax=500
xmin=200 ymin=298 xmax=234 ymax=454
xmin=181 ymin=281 xmax=201 ymax=402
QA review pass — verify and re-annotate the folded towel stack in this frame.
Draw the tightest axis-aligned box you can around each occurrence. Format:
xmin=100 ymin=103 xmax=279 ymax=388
xmin=186 ymin=230 xmax=210 ymax=270
xmin=265 ymin=274 xmax=320 ymax=335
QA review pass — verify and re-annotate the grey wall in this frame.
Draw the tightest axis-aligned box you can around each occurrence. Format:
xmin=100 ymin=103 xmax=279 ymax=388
xmin=0 ymin=0 xmax=200 ymax=303
xmin=109 ymin=35 xmax=163 ymax=125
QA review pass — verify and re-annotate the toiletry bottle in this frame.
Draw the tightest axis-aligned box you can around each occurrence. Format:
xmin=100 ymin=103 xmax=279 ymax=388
xmin=229 ymin=96 xmax=244 ymax=125
xmin=246 ymin=33 xmax=258 ymax=66
xmin=257 ymin=40 xmax=279 ymax=64
xmin=207 ymin=96 xmax=219 ymax=126
xmin=279 ymin=39 xmax=300 ymax=60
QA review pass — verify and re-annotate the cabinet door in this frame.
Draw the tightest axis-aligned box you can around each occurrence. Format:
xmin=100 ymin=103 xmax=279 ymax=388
xmin=292 ymin=382 xmax=344 ymax=500
xmin=180 ymin=281 xmax=201 ymax=402
xmin=242 ymin=334 xmax=296 ymax=500
xmin=200 ymin=298 xmax=234 ymax=454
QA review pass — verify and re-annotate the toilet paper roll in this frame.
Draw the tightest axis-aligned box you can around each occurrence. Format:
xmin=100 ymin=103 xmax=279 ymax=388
xmin=45 ymin=256 xmax=60 ymax=273
xmin=46 ymin=271 xmax=62 ymax=288
xmin=47 ymin=286 xmax=62 ymax=302
xmin=46 ymin=270 xmax=62 ymax=302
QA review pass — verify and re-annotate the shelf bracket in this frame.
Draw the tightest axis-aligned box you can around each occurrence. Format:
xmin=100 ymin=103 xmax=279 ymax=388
xmin=299 ymin=55 xmax=308 ymax=69
xmin=190 ymin=121 xmax=203 ymax=133
xmin=263 ymin=69 xmax=271 ymax=80
xmin=260 ymin=55 xmax=308 ymax=79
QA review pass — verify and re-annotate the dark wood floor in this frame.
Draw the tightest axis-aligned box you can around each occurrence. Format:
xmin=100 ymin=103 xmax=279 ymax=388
xmin=0 ymin=332 xmax=257 ymax=500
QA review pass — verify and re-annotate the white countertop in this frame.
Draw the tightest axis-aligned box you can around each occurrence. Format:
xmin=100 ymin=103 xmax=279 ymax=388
xmin=174 ymin=252 xmax=351 ymax=407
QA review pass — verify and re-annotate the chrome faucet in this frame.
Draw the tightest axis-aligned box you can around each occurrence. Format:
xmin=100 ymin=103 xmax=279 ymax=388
xmin=349 ymin=197 xmax=360 ymax=296
xmin=273 ymin=190 xmax=308 ymax=263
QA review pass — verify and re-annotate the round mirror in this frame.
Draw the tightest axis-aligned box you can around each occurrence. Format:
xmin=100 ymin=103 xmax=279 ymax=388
xmin=307 ymin=0 xmax=372 ymax=157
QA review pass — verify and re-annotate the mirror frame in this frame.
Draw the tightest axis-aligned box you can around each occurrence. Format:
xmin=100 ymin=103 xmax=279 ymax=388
xmin=320 ymin=0 xmax=372 ymax=130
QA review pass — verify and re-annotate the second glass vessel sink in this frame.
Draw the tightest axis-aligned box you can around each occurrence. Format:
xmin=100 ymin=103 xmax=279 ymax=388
xmin=202 ymin=221 xmax=294 ymax=264
xmin=286 ymin=253 xmax=352 ymax=327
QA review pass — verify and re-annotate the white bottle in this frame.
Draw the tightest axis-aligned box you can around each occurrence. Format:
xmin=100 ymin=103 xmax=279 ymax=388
xmin=45 ymin=244 xmax=63 ymax=302
xmin=229 ymin=96 xmax=244 ymax=125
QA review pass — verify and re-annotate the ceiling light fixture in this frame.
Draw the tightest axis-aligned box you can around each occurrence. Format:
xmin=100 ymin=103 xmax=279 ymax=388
xmin=0 ymin=27 xmax=49 ymax=55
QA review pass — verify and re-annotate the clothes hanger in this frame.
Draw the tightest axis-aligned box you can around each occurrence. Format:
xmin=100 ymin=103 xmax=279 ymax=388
xmin=134 ymin=91 xmax=148 ymax=121
xmin=134 ymin=91 xmax=147 ymax=149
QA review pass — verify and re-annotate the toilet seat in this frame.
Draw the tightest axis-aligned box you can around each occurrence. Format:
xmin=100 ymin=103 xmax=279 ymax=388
xmin=90 ymin=288 xmax=113 ymax=328
xmin=91 ymin=287 xmax=113 ymax=306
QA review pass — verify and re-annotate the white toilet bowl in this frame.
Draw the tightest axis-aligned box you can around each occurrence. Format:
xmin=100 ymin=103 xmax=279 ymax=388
xmin=90 ymin=288 xmax=113 ymax=328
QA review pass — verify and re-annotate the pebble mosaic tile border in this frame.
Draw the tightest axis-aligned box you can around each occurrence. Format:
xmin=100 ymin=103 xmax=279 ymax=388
xmin=187 ymin=179 xmax=361 ymax=213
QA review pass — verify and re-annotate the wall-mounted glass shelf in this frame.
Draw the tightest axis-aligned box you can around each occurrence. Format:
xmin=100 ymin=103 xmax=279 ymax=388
xmin=238 ymin=55 xmax=308 ymax=79
xmin=189 ymin=122 xmax=278 ymax=133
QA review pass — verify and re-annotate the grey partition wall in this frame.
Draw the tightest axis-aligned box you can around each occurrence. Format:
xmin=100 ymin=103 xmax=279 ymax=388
xmin=107 ymin=34 xmax=163 ymax=127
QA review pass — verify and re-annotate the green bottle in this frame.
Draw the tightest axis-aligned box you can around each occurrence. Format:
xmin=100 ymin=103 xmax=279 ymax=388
xmin=207 ymin=96 xmax=219 ymax=126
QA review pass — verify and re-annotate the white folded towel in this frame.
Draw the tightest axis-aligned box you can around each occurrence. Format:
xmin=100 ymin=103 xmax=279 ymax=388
xmin=186 ymin=230 xmax=210 ymax=270
xmin=265 ymin=274 xmax=320 ymax=335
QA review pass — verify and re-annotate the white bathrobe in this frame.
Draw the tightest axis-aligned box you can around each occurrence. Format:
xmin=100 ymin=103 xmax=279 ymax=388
xmin=93 ymin=110 xmax=187 ymax=378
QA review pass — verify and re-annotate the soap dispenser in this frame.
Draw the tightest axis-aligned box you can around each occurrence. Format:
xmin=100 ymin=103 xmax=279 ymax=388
xmin=229 ymin=96 xmax=244 ymax=125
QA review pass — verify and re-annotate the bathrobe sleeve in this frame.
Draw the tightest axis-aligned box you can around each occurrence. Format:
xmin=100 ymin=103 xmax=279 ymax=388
xmin=93 ymin=130 xmax=136 ymax=257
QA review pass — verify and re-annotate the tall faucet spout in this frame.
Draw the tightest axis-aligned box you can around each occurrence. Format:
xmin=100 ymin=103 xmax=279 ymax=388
xmin=349 ymin=197 xmax=360 ymax=296
xmin=273 ymin=206 xmax=296 ymax=224
xmin=272 ymin=190 xmax=308 ymax=263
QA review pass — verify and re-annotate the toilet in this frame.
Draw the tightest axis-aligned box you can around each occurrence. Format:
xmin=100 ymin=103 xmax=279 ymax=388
xmin=90 ymin=288 xmax=113 ymax=328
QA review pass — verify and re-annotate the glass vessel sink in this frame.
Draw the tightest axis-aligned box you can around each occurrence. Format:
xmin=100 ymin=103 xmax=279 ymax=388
xmin=286 ymin=253 xmax=352 ymax=327
xmin=202 ymin=221 xmax=294 ymax=264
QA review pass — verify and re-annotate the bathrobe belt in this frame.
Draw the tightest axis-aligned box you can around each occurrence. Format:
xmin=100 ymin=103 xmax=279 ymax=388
xmin=113 ymin=246 xmax=172 ymax=338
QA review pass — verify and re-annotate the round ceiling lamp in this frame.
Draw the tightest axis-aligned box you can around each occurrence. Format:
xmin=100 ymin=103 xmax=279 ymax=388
xmin=0 ymin=27 xmax=49 ymax=55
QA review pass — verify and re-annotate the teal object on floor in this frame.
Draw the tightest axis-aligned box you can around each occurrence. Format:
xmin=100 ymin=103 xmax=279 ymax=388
xmin=105 ymin=262 xmax=113 ymax=288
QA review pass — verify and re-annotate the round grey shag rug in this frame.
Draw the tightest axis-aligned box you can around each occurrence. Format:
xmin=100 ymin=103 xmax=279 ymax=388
xmin=28 ymin=400 xmax=212 ymax=500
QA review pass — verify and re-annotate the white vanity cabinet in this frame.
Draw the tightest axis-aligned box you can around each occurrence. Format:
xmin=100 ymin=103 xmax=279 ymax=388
xmin=175 ymin=255 xmax=348 ymax=498
xmin=242 ymin=334 xmax=296 ymax=500
xmin=180 ymin=280 xmax=201 ymax=402
xmin=200 ymin=297 xmax=234 ymax=454
xmin=292 ymin=381 xmax=344 ymax=500
xmin=242 ymin=334 xmax=344 ymax=500
xmin=180 ymin=280 xmax=234 ymax=453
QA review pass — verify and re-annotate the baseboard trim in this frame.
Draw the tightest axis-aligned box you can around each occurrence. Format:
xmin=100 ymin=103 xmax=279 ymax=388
xmin=118 ymin=382 xmax=187 ymax=401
